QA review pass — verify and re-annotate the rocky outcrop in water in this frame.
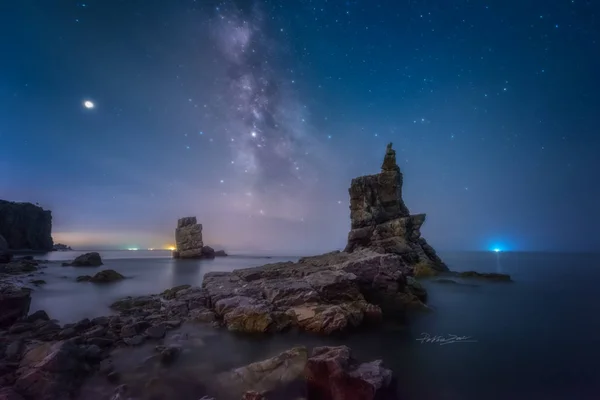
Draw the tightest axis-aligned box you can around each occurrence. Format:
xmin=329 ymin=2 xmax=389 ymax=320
xmin=172 ymin=217 xmax=227 ymax=259
xmin=174 ymin=217 xmax=204 ymax=258
xmin=52 ymin=243 xmax=72 ymax=251
xmin=199 ymin=249 xmax=427 ymax=334
xmin=77 ymin=269 xmax=125 ymax=283
xmin=344 ymin=143 xmax=447 ymax=271
xmin=0 ymin=200 xmax=53 ymax=252
xmin=62 ymin=252 xmax=103 ymax=267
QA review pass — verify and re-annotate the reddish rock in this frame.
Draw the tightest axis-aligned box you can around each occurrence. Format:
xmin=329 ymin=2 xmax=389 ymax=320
xmin=305 ymin=346 xmax=396 ymax=400
xmin=13 ymin=341 xmax=86 ymax=400
xmin=242 ymin=390 xmax=265 ymax=400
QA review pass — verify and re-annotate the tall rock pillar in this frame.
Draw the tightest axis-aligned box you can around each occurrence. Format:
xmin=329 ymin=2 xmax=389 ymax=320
xmin=345 ymin=143 xmax=447 ymax=271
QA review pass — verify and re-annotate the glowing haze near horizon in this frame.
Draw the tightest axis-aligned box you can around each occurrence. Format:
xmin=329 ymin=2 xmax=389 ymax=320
xmin=1 ymin=1 xmax=599 ymax=253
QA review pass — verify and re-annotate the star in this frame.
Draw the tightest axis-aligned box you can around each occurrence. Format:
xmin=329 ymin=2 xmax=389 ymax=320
xmin=83 ymin=100 xmax=94 ymax=109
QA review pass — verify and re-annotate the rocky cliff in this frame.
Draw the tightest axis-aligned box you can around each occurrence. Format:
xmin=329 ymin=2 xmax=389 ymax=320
xmin=0 ymin=200 xmax=53 ymax=251
xmin=344 ymin=143 xmax=447 ymax=271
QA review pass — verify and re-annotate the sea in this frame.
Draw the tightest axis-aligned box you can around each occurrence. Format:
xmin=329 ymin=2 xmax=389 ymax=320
xmin=18 ymin=250 xmax=600 ymax=400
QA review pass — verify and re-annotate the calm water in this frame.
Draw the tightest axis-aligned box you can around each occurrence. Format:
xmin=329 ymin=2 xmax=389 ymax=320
xmin=23 ymin=250 xmax=600 ymax=399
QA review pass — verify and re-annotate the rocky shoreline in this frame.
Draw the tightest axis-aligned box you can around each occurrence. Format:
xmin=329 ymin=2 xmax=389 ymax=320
xmin=0 ymin=252 xmax=511 ymax=400
xmin=0 ymin=144 xmax=512 ymax=399
xmin=0 ymin=254 xmax=402 ymax=399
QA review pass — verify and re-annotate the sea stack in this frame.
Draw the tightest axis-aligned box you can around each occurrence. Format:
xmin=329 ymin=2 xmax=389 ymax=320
xmin=173 ymin=217 xmax=227 ymax=259
xmin=174 ymin=217 xmax=204 ymax=258
xmin=345 ymin=143 xmax=447 ymax=270
xmin=0 ymin=200 xmax=53 ymax=253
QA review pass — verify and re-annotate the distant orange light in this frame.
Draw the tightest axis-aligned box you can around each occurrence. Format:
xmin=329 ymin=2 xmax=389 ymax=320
xmin=167 ymin=246 xmax=176 ymax=251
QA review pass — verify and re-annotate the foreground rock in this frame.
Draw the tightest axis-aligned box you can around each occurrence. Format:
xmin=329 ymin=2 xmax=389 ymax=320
xmin=200 ymin=249 xmax=428 ymax=334
xmin=344 ymin=143 xmax=447 ymax=272
xmin=209 ymin=345 xmax=394 ymax=400
xmin=62 ymin=252 xmax=103 ymax=267
xmin=306 ymin=345 xmax=396 ymax=400
xmin=13 ymin=341 xmax=87 ymax=400
xmin=215 ymin=347 xmax=307 ymax=398
xmin=0 ymin=284 xmax=31 ymax=327
xmin=77 ymin=269 xmax=125 ymax=283
xmin=172 ymin=217 xmax=227 ymax=259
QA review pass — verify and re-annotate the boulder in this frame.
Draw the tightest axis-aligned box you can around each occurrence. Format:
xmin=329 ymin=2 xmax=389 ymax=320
xmin=0 ymin=284 xmax=32 ymax=328
xmin=201 ymin=245 xmax=215 ymax=258
xmin=215 ymin=250 xmax=228 ymax=257
xmin=174 ymin=217 xmax=204 ymax=258
xmin=305 ymin=346 xmax=396 ymax=400
xmin=13 ymin=341 xmax=86 ymax=400
xmin=64 ymin=252 xmax=103 ymax=267
xmin=0 ymin=200 xmax=53 ymax=252
xmin=26 ymin=310 xmax=50 ymax=323
xmin=344 ymin=144 xmax=447 ymax=272
xmin=77 ymin=269 xmax=125 ymax=283
xmin=216 ymin=347 xmax=308 ymax=398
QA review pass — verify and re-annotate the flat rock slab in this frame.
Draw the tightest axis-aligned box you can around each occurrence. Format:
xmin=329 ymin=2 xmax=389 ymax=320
xmin=200 ymin=249 xmax=425 ymax=334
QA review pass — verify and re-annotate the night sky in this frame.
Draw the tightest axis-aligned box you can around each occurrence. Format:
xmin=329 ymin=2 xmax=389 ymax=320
xmin=1 ymin=0 xmax=599 ymax=253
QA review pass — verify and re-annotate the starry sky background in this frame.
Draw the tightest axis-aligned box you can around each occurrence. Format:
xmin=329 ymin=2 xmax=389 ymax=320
xmin=1 ymin=0 xmax=599 ymax=253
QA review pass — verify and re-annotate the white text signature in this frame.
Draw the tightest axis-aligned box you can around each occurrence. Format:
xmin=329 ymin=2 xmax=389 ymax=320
xmin=416 ymin=332 xmax=478 ymax=346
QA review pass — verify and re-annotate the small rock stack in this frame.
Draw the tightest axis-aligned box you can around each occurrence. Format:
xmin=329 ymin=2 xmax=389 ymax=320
xmin=173 ymin=217 xmax=204 ymax=258
xmin=345 ymin=143 xmax=447 ymax=271
xmin=173 ymin=217 xmax=226 ymax=259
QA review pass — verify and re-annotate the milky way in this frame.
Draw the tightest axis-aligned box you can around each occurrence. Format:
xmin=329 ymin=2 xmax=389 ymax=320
xmin=210 ymin=4 xmax=326 ymax=221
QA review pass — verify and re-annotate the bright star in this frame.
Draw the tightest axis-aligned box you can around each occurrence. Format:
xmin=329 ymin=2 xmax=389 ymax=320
xmin=83 ymin=100 xmax=94 ymax=109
